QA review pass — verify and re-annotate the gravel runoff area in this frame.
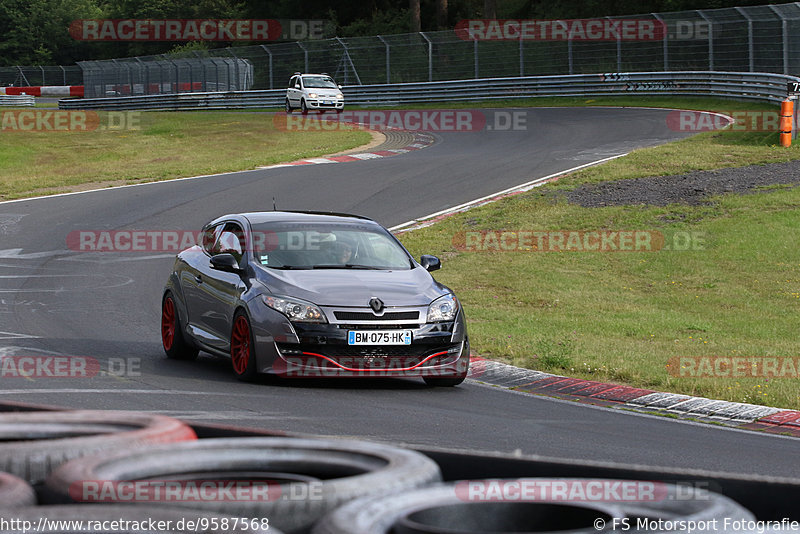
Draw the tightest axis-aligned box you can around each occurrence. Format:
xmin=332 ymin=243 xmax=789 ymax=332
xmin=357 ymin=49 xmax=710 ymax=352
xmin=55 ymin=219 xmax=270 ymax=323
xmin=566 ymin=159 xmax=800 ymax=207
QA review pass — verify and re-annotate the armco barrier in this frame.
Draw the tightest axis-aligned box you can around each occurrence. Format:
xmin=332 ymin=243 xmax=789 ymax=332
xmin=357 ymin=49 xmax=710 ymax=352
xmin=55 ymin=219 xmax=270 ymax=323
xmin=58 ymin=71 xmax=800 ymax=111
xmin=0 ymin=95 xmax=35 ymax=107
xmin=2 ymin=86 xmax=84 ymax=97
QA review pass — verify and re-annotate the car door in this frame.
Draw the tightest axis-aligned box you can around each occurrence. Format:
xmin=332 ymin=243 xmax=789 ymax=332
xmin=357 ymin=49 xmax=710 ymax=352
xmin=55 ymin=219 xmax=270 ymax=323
xmin=183 ymin=222 xmax=247 ymax=351
xmin=180 ymin=223 xmax=221 ymax=342
xmin=288 ymin=76 xmax=302 ymax=106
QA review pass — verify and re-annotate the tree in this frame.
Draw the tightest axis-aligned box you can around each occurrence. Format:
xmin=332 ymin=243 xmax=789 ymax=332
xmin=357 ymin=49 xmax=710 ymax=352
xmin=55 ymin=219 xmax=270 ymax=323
xmin=410 ymin=0 xmax=420 ymax=32
xmin=436 ymin=0 xmax=447 ymax=29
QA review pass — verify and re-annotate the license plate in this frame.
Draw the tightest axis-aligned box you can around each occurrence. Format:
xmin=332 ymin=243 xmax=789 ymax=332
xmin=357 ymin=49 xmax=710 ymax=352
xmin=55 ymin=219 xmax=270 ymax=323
xmin=323 ymin=101 xmax=331 ymax=105
xmin=348 ymin=330 xmax=411 ymax=345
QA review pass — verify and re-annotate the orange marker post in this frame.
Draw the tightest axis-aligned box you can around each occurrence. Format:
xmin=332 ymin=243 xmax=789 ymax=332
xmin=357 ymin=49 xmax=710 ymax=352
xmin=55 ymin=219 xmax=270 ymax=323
xmin=780 ymin=99 xmax=793 ymax=147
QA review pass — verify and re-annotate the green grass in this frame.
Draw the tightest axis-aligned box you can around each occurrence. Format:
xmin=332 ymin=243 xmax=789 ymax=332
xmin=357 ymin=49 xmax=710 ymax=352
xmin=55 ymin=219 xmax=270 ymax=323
xmin=0 ymin=111 xmax=371 ymax=200
xmin=397 ymin=125 xmax=800 ymax=410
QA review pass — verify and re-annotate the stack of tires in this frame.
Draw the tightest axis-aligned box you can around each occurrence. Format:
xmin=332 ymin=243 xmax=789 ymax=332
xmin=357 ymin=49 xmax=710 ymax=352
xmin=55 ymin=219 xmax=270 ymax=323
xmin=0 ymin=408 xmax=759 ymax=533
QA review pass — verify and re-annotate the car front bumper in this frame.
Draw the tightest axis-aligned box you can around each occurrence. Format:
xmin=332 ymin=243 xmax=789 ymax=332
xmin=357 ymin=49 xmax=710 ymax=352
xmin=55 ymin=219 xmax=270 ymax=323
xmin=249 ymin=304 xmax=469 ymax=378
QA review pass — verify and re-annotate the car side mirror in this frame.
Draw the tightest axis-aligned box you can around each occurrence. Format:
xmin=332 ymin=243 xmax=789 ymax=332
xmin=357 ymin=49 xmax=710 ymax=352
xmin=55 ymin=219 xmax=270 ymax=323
xmin=420 ymin=255 xmax=441 ymax=272
xmin=338 ymin=85 xmax=342 ymax=89
xmin=210 ymin=253 xmax=242 ymax=273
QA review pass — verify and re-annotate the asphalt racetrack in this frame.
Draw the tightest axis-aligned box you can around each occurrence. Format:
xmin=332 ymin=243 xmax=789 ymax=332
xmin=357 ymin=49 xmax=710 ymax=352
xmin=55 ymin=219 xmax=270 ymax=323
xmin=2 ymin=107 xmax=797 ymax=479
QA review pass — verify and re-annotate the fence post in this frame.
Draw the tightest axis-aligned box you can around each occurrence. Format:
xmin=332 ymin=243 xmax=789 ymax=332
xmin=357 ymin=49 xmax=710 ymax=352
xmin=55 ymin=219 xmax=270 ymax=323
xmin=652 ymin=13 xmax=667 ymax=71
xmin=735 ymin=7 xmax=754 ymax=72
xmin=768 ymin=5 xmax=789 ymax=75
xmin=377 ymin=35 xmax=390 ymax=83
xmin=420 ymin=32 xmax=433 ymax=82
xmin=260 ymin=45 xmax=273 ymax=89
xmin=519 ymin=31 xmax=524 ymax=77
xmin=60 ymin=65 xmax=66 ymax=86
xmin=697 ymin=11 xmax=713 ymax=71
xmin=607 ymin=17 xmax=621 ymax=72
xmin=474 ymin=37 xmax=479 ymax=78
xmin=297 ymin=42 xmax=309 ymax=73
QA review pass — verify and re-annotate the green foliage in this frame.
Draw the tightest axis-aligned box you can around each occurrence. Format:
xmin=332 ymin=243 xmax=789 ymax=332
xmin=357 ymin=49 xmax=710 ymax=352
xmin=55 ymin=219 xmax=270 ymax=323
xmin=0 ymin=0 xmax=786 ymax=66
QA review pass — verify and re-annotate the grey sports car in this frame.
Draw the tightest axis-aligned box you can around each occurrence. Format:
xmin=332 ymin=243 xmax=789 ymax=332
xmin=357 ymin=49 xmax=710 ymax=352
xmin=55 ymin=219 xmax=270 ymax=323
xmin=161 ymin=211 xmax=470 ymax=386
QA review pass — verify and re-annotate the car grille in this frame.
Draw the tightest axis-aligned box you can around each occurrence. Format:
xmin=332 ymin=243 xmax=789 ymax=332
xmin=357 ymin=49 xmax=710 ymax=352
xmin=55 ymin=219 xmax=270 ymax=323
xmin=333 ymin=311 xmax=420 ymax=321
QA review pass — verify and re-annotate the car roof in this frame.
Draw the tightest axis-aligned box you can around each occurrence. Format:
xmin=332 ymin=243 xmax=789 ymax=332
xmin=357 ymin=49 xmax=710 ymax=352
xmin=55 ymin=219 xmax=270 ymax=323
xmin=208 ymin=211 xmax=377 ymax=227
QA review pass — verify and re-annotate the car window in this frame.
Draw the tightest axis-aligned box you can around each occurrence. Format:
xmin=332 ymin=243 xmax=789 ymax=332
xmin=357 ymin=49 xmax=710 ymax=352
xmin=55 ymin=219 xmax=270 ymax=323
xmin=250 ymin=222 xmax=411 ymax=270
xmin=201 ymin=224 xmax=223 ymax=254
xmin=212 ymin=223 xmax=245 ymax=262
xmin=302 ymin=76 xmax=337 ymax=89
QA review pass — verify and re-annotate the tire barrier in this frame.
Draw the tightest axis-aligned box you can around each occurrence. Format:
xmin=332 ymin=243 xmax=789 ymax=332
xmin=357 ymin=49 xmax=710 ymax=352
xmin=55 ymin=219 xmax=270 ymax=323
xmin=0 ymin=411 xmax=197 ymax=484
xmin=0 ymin=472 xmax=37 ymax=507
xmin=312 ymin=478 xmax=756 ymax=534
xmin=0 ymin=505 xmax=279 ymax=533
xmin=42 ymin=437 xmax=442 ymax=534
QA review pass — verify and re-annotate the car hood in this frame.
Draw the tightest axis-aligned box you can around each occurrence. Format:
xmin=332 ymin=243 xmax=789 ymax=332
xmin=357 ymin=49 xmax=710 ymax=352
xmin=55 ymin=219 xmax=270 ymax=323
xmin=257 ymin=267 xmax=447 ymax=307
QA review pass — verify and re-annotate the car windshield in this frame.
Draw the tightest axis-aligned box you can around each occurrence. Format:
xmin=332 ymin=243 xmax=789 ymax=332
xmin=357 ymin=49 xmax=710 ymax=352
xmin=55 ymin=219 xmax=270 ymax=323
xmin=302 ymin=76 xmax=337 ymax=89
xmin=250 ymin=221 xmax=412 ymax=270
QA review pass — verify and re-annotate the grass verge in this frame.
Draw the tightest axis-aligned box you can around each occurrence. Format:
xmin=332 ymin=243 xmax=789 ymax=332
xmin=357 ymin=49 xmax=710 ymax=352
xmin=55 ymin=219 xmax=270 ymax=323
xmin=0 ymin=111 xmax=371 ymax=201
xmin=398 ymin=126 xmax=800 ymax=410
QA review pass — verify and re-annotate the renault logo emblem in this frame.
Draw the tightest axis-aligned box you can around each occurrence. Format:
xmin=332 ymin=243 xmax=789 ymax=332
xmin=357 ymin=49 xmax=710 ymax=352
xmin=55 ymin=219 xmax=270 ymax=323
xmin=369 ymin=297 xmax=384 ymax=313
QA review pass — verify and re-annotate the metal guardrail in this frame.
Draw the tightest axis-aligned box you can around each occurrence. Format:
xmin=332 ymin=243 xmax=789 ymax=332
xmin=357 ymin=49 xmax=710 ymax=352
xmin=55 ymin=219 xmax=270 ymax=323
xmin=59 ymin=71 xmax=800 ymax=111
xmin=0 ymin=95 xmax=35 ymax=107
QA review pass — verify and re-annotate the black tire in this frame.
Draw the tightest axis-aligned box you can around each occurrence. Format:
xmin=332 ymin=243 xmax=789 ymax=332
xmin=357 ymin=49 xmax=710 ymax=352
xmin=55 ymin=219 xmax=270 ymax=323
xmin=43 ymin=437 xmax=442 ymax=534
xmin=231 ymin=310 xmax=258 ymax=381
xmin=312 ymin=478 xmax=755 ymax=534
xmin=423 ymin=342 xmax=469 ymax=387
xmin=1 ymin=505 xmax=278 ymax=533
xmin=285 ymin=98 xmax=292 ymax=113
xmin=423 ymin=376 xmax=466 ymax=387
xmin=162 ymin=291 xmax=199 ymax=361
xmin=300 ymin=99 xmax=309 ymax=115
xmin=0 ymin=472 xmax=36 ymax=507
xmin=336 ymin=108 xmax=343 ymax=114
xmin=0 ymin=410 xmax=196 ymax=484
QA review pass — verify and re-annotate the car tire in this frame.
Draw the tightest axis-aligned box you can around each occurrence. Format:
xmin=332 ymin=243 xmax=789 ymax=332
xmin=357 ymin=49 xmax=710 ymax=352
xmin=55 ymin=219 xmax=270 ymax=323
xmin=162 ymin=292 xmax=199 ymax=361
xmin=312 ymin=479 xmax=755 ymax=534
xmin=423 ymin=343 xmax=469 ymax=387
xmin=3 ymin=505 xmax=277 ymax=533
xmin=43 ymin=437 xmax=442 ymax=534
xmin=231 ymin=310 xmax=258 ymax=381
xmin=285 ymin=98 xmax=292 ymax=113
xmin=0 ymin=472 xmax=36 ymax=507
xmin=0 ymin=411 xmax=196 ymax=484
xmin=336 ymin=108 xmax=343 ymax=114
xmin=300 ymin=99 xmax=309 ymax=115
xmin=423 ymin=376 xmax=466 ymax=387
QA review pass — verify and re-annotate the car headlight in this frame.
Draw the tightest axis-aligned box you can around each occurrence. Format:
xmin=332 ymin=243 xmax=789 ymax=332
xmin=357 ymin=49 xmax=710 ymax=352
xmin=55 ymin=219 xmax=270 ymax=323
xmin=427 ymin=294 xmax=459 ymax=322
xmin=263 ymin=295 xmax=327 ymax=323
xmin=308 ymin=93 xmax=318 ymax=99
xmin=336 ymin=93 xmax=344 ymax=99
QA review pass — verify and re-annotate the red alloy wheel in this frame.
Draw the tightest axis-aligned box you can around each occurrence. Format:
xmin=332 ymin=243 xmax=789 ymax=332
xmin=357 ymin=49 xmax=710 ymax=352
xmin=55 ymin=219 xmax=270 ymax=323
xmin=161 ymin=297 xmax=175 ymax=351
xmin=231 ymin=315 xmax=251 ymax=375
